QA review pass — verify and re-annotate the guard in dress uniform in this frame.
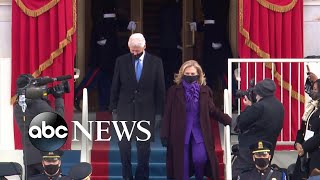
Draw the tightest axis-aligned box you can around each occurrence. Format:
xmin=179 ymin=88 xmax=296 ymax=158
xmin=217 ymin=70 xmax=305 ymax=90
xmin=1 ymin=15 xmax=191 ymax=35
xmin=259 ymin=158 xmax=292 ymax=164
xmin=160 ymin=0 xmax=182 ymax=89
xmin=237 ymin=141 xmax=286 ymax=180
xmin=68 ymin=162 xmax=92 ymax=180
xmin=29 ymin=150 xmax=66 ymax=180
xmin=191 ymin=0 xmax=233 ymax=89
xmin=74 ymin=0 xmax=134 ymax=111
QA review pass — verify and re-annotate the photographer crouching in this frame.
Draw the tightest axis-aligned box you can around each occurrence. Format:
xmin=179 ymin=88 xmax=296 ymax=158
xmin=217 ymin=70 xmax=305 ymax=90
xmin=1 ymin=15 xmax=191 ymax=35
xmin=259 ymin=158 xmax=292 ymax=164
xmin=232 ymin=78 xmax=284 ymax=179
xmin=13 ymin=74 xmax=69 ymax=179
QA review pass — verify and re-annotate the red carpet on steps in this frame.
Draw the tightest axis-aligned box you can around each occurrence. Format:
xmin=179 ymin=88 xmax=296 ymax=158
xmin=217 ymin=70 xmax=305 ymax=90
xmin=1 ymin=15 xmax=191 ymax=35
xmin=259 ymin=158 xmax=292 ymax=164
xmin=212 ymin=120 xmax=225 ymax=180
xmin=90 ymin=112 xmax=226 ymax=180
xmin=91 ymin=112 xmax=111 ymax=179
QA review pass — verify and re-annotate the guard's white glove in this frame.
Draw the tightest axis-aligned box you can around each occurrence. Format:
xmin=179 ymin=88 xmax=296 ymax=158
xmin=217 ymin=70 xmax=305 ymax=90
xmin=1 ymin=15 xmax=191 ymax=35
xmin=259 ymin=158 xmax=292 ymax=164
xmin=127 ymin=21 xmax=136 ymax=31
xmin=212 ymin=42 xmax=222 ymax=50
xmin=189 ymin=22 xmax=197 ymax=31
xmin=97 ymin=39 xmax=107 ymax=46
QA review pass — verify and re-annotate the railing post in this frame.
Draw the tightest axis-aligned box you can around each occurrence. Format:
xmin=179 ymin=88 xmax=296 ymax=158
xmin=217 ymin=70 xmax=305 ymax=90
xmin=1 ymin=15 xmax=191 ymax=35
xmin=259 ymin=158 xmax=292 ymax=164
xmin=80 ymin=88 xmax=89 ymax=162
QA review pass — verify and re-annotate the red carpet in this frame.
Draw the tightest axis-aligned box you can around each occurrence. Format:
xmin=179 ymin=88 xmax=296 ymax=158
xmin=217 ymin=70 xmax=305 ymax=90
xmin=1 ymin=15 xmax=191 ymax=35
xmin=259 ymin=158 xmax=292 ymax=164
xmin=212 ymin=119 xmax=225 ymax=180
xmin=91 ymin=112 xmax=111 ymax=179
xmin=90 ymin=112 xmax=226 ymax=180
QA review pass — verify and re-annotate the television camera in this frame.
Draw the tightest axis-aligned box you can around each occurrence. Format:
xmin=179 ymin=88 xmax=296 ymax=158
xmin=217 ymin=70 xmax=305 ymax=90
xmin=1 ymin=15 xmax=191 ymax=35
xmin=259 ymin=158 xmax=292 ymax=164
xmin=235 ymin=79 xmax=257 ymax=103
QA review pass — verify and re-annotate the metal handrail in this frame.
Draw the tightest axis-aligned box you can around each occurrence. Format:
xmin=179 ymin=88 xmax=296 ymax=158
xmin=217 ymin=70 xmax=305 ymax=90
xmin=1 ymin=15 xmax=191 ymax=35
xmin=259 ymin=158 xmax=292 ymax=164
xmin=80 ymin=88 xmax=90 ymax=162
xmin=223 ymin=89 xmax=232 ymax=180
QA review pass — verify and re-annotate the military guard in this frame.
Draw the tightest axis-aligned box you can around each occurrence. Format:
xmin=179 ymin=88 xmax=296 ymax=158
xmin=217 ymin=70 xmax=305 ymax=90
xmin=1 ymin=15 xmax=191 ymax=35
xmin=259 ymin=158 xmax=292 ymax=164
xmin=237 ymin=140 xmax=286 ymax=180
xmin=29 ymin=150 xmax=66 ymax=180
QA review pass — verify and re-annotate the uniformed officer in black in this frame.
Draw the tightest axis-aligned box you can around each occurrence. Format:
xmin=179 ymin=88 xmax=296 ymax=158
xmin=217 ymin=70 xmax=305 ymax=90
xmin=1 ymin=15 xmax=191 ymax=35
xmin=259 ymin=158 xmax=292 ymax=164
xmin=29 ymin=150 xmax=66 ymax=180
xmin=68 ymin=162 xmax=92 ymax=180
xmin=159 ymin=0 xmax=182 ymax=89
xmin=74 ymin=0 xmax=135 ymax=111
xmin=190 ymin=0 xmax=233 ymax=90
xmin=237 ymin=140 xmax=286 ymax=180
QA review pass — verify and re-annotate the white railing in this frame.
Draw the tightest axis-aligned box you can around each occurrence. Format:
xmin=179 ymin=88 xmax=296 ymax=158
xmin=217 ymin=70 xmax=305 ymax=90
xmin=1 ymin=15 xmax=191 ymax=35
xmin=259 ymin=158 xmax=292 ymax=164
xmin=80 ymin=88 xmax=90 ymax=162
xmin=223 ymin=89 xmax=232 ymax=180
xmin=228 ymin=59 xmax=320 ymax=146
xmin=225 ymin=58 xmax=320 ymax=179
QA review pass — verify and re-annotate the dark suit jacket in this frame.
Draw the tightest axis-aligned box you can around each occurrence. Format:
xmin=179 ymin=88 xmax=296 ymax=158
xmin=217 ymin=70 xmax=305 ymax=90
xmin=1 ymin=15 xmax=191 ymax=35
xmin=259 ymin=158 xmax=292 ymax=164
xmin=14 ymin=98 xmax=64 ymax=165
xmin=295 ymin=106 xmax=320 ymax=173
xmin=109 ymin=52 xmax=165 ymax=140
xmin=237 ymin=96 xmax=284 ymax=153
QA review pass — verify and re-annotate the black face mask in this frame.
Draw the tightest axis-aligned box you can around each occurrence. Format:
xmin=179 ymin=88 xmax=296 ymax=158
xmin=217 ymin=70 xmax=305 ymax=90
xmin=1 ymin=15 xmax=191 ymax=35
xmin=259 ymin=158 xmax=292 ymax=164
xmin=254 ymin=158 xmax=269 ymax=169
xmin=44 ymin=165 xmax=60 ymax=176
xmin=310 ymin=91 xmax=320 ymax=100
xmin=132 ymin=52 xmax=143 ymax=60
xmin=183 ymin=75 xmax=199 ymax=84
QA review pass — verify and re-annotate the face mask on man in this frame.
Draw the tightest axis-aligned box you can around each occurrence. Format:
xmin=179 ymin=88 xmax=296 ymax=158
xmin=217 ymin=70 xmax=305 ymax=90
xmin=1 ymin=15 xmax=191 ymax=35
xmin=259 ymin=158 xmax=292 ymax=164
xmin=183 ymin=75 xmax=199 ymax=84
xmin=132 ymin=52 xmax=143 ymax=60
xmin=254 ymin=158 xmax=269 ymax=169
xmin=44 ymin=165 xmax=60 ymax=176
xmin=310 ymin=91 xmax=320 ymax=100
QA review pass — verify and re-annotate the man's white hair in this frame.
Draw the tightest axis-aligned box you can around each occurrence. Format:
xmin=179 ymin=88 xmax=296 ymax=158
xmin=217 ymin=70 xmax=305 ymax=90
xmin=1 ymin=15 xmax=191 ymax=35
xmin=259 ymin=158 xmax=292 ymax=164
xmin=128 ymin=33 xmax=146 ymax=48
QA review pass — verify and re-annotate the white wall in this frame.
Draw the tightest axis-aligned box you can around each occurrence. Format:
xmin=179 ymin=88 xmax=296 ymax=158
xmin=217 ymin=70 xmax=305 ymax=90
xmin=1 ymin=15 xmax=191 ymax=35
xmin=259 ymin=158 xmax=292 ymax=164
xmin=0 ymin=1 xmax=14 ymax=150
xmin=304 ymin=1 xmax=320 ymax=103
xmin=304 ymin=1 xmax=320 ymax=57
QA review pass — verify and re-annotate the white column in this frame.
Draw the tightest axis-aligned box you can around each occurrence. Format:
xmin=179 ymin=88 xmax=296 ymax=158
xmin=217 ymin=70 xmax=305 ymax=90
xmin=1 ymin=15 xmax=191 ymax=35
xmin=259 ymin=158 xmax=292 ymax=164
xmin=304 ymin=1 xmax=320 ymax=106
xmin=0 ymin=1 xmax=14 ymax=150
xmin=304 ymin=1 xmax=320 ymax=57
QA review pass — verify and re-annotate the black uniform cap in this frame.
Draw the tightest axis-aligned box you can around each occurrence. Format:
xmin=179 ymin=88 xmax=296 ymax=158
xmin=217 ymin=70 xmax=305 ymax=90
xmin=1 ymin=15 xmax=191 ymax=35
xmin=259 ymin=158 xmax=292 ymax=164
xmin=249 ymin=140 xmax=273 ymax=154
xmin=0 ymin=162 xmax=23 ymax=176
xmin=41 ymin=149 xmax=64 ymax=160
xmin=69 ymin=162 xmax=92 ymax=180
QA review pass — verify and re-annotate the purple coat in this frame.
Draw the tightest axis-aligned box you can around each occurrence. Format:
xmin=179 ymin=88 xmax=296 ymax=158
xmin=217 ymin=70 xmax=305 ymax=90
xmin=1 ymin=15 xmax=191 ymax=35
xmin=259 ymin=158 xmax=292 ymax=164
xmin=161 ymin=83 xmax=231 ymax=179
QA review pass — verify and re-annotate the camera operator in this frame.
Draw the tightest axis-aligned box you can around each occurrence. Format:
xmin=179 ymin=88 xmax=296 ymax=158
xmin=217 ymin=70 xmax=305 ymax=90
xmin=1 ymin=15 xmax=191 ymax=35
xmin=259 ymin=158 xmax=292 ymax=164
xmin=13 ymin=74 xmax=65 ymax=179
xmin=232 ymin=78 xmax=284 ymax=179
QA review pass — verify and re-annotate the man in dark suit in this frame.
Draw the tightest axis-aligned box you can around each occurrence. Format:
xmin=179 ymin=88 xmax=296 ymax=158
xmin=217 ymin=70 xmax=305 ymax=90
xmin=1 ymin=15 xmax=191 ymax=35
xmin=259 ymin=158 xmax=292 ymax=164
xmin=109 ymin=33 xmax=165 ymax=180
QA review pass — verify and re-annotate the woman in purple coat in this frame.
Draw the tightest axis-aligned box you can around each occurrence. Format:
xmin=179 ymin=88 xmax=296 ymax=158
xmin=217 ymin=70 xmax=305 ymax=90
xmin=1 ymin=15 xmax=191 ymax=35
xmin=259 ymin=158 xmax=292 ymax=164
xmin=160 ymin=60 xmax=231 ymax=180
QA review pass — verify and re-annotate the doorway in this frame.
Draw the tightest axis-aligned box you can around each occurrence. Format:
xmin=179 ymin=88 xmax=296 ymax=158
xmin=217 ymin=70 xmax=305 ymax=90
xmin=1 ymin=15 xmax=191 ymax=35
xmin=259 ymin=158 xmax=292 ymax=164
xmin=76 ymin=0 xmax=236 ymax=110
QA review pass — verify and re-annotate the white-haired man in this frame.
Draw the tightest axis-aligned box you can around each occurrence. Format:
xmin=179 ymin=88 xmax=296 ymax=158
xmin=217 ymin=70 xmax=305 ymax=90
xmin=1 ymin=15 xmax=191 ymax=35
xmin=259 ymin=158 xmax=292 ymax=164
xmin=109 ymin=33 xmax=165 ymax=180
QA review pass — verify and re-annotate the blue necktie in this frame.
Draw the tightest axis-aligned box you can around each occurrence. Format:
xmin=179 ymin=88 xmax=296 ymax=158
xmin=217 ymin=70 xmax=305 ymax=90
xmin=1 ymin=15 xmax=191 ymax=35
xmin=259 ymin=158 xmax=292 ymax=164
xmin=135 ymin=59 xmax=142 ymax=81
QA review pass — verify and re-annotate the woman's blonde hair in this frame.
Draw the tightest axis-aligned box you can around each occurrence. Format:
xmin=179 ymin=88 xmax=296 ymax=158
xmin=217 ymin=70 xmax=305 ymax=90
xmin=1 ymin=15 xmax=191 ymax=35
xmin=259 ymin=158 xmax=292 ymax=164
xmin=174 ymin=60 xmax=206 ymax=85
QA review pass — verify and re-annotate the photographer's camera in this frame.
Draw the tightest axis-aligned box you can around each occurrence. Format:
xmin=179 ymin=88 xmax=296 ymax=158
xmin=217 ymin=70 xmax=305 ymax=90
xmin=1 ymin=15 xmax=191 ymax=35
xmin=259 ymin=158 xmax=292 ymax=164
xmin=235 ymin=79 xmax=257 ymax=103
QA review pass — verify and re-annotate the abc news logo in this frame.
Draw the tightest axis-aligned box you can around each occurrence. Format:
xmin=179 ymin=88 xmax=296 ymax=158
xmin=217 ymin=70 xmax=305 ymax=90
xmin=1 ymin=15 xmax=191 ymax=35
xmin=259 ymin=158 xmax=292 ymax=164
xmin=28 ymin=112 xmax=68 ymax=152
xmin=28 ymin=112 xmax=151 ymax=151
